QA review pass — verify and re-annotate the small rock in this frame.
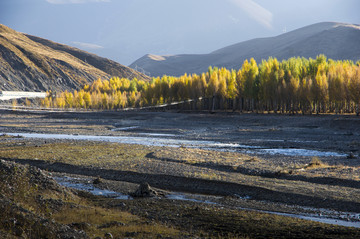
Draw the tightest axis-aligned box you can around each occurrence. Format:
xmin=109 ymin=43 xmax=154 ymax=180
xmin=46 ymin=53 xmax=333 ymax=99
xmin=125 ymin=231 xmax=137 ymax=237
xmin=97 ymin=221 xmax=125 ymax=229
xmin=115 ymin=202 xmax=126 ymax=207
xmin=104 ymin=232 xmax=113 ymax=239
xmin=347 ymin=152 xmax=356 ymax=159
xmin=13 ymin=225 xmax=24 ymax=236
xmin=68 ymin=222 xmax=90 ymax=230
xmin=93 ymin=177 xmax=102 ymax=184
xmin=131 ymin=182 xmax=158 ymax=198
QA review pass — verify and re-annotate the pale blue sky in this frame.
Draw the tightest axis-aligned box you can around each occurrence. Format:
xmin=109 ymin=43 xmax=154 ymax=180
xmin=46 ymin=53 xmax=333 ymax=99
xmin=1 ymin=0 xmax=359 ymax=65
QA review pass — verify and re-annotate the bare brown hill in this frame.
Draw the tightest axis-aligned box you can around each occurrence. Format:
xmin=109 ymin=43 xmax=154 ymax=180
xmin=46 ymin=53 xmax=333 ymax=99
xmin=0 ymin=24 xmax=150 ymax=92
xmin=130 ymin=22 xmax=360 ymax=77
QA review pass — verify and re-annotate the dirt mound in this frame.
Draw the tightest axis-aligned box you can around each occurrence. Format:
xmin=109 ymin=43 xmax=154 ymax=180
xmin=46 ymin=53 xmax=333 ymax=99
xmin=0 ymin=159 xmax=88 ymax=238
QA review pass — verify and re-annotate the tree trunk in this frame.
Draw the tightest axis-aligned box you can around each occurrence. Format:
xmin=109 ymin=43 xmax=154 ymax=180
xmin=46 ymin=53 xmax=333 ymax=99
xmin=239 ymin=98 xmax=243 ymax=113
xmin=211 ymin=96 xmax=215 ymax=112
xmin=232 ymin=98 xmax=237 ymax=112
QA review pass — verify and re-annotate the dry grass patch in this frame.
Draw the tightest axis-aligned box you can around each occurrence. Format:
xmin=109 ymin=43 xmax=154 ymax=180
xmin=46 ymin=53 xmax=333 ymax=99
xmin=244 ymin=157 xmax=259 ymax=163
xmin=184 ymin=171 xmax=224 ymax=181
xmin=305 ymin=157 xmax=328 ymax=169
xmin=52 ymin=205 xmax=180 ymax=238
xmin=153 ymin=147 xmax=258 ymax=167
xmin=0 ymin=141 xmax=151 ymax=171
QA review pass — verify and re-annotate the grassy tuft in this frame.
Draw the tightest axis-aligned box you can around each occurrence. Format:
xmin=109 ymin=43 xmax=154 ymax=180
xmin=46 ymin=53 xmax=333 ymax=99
xmin=52 ymin=205 xmax=180 ymax=238
xmin=305 ymin=157 xmax=327 ymax=169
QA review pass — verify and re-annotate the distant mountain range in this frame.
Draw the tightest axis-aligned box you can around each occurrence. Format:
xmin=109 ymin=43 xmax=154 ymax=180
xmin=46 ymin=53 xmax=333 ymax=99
xmin=130 ymin=22 xmax=360 ymax=77
xmin=0 ymin=24 xmax=149 ymax=92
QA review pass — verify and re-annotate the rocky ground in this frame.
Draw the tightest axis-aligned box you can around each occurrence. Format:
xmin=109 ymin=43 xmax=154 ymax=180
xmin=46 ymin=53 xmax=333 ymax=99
xmin=0 ymin=159 xmax=88 ymax=238
xmin=0 ymin=109 xmax=360 ymax=238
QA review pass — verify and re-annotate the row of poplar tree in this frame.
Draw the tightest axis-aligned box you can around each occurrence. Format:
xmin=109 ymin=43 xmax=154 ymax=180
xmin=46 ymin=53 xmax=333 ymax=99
xmin=42 ymin=55 xmax=360 ymax=114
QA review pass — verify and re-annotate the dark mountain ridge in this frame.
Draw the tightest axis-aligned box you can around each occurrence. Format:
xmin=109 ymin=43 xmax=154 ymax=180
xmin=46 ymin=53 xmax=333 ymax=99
xmin=130 ymin=22 xmax=360 ymax=77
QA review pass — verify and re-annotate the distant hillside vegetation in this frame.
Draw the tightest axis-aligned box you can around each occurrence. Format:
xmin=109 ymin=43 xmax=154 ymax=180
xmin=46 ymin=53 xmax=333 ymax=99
xmin=130 ymin=22 xmax=360 ymax=77
xmin=0 ymin=24 xmax=150 ymax=92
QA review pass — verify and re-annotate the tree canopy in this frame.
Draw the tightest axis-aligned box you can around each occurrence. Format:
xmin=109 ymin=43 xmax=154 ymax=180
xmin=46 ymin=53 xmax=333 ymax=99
xmin=43 ymin=55 xmax=360 ymax=114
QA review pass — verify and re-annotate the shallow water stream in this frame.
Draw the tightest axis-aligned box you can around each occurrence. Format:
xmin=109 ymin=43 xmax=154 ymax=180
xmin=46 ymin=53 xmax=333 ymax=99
xmin=5 ymin=132 xmax=347 ymax=157
xmin=53 ymin=175 xmax=360 ymax=228
xmin=53 ymin=176 xmax=131 ymax=200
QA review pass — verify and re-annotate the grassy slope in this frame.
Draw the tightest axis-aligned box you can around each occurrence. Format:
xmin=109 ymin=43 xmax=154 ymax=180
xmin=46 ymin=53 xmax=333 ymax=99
xmin=0 ymin=24 xmax=149 ymax=92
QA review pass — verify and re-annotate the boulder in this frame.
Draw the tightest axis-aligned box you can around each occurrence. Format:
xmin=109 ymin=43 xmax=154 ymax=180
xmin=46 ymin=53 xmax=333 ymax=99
xmin=131 ymin=182 xmax=158 ymax=198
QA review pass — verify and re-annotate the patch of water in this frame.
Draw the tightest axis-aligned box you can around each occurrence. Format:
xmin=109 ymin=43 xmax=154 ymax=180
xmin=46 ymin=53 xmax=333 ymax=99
xmin=138 ymin=133 xmax=178 ymax=137
xmin=251 ymin=139 xmax=320 ymax=143
xmin=111 ymin=126 xmax=139 ymax=131
xmin=262 ymin=210 xmax=360 ymax=228
xmin=288 ymin=140 xmax=320 ymax=143
xmin=5 ymin=132 xmax=259 ymax=150
xmin=297 ymin=206 xmax=360 ymax=222
xmin=251 ymin=139 xmax=285 ymax=142
xmin=5 ymin=132 xmax=346 ymax=157
xmin=5 ymin=132 xmax=205 ymax=148
xmin=166 ymin=193 xmax=218 ymax=205
xmin=206 ymin=142 xmax=262 ymax=149
xmin=53 ymin=176 xmax=131 ymax=200
xmin=233 ymin=194 xmax=252 ymax=200
xmin=165 ymin=193 xmax=360 ymax=228
xmin=254 ymin=148 xmax=347 ymax=157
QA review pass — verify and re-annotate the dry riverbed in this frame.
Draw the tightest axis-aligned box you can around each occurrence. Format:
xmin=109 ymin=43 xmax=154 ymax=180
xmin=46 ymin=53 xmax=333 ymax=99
xmin=0 ymin=109 xmax=360 ymax=238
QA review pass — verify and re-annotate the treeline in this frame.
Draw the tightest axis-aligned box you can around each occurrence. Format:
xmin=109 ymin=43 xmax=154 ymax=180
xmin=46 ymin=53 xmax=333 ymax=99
xmin=42 ymin=77 xmax=145 ymax=109
xmin=42 ymin=55 xmax=360 ymax=114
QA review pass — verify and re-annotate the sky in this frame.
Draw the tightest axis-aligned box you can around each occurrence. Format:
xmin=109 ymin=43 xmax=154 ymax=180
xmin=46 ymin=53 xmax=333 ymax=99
xmin=1 ymin=0 xmax=359 ymax=66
